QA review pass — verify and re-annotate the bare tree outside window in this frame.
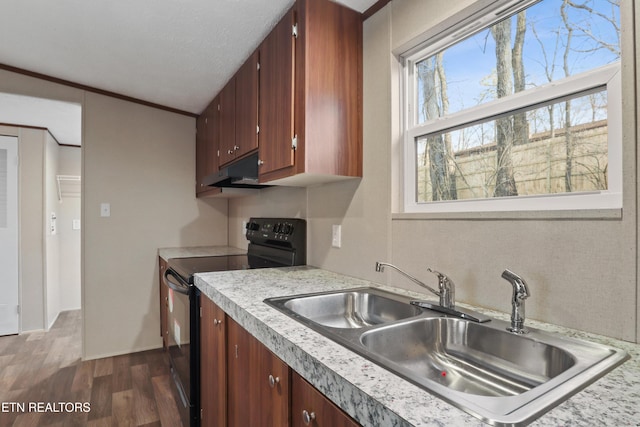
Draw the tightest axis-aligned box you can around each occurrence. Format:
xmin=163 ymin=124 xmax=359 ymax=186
xmin=414 ymin=0 xmax=620 ymax=204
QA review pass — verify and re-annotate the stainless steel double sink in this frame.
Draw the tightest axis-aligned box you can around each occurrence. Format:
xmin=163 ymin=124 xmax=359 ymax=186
xmin=264 ymin=287 xmax=628 ymax=426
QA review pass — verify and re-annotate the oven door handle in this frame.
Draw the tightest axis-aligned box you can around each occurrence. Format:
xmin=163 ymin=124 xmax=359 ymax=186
xmin=163 ymin=268 xmax=191 ymax=295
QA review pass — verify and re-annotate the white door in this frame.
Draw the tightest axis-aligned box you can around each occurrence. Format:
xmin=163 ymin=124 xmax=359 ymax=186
xmin=0 ymin=135 xmax=19 ymax=335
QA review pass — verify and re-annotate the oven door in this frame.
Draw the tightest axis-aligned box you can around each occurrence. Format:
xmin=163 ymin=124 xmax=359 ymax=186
xmin=163 ymin=268 xmax=200 ymax=427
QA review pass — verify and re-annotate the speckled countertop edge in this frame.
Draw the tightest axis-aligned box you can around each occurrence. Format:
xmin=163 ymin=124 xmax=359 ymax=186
xmin=158 ymin=245 xmax=246 ymax=261
xmin=194 ymin=266 xmax=640 ymax=427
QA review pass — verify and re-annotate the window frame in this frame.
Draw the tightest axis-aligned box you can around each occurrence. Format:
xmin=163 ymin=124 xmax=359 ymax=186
xmin=400 ymin=1 xmax=622 ymax=215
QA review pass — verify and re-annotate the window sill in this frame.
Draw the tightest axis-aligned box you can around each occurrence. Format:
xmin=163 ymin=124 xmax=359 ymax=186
xmin=392 ymin=208 xmax=622 ymax=221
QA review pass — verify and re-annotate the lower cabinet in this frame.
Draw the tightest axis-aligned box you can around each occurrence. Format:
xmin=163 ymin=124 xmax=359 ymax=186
xmin=292 ymin=372 xmax=361 ymax=427
xmin=200 ymin=295 xmax=227 ymax=427
xmin=227 ymin=316 xmax=290 ymax=427
xmin=200 ymin=295 xmax=361 ymax=427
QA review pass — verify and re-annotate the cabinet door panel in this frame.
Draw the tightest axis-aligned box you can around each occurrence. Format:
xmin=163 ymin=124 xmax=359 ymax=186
xmin=227 ymin=317 xmax=251 ymax=427
xmin=235 ymin=50 xmax=259 ymax=158
xmin=219 ymin=77 xmax=237 ymax=167
xmin=200 ymin=297 xmax=226 ymax=427
xmin=196 ymin=101 xmax=220 ymax=195
xmin=258 ymin=7 xmax=295 ymax=177
xmin=207 ymin=100 xmax=220 ymax=176
xmin=195 ymin=113 xmax=208 ymax=193
xmin=227 ymin=317 xmax=290 ymax=427
xmin=254 ymin=344 xmax=290 ymax=426
xmin=292 ymin=372 xmax=361 ymax=427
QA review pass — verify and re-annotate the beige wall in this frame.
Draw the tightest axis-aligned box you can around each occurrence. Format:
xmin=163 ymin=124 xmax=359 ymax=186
xmin=1 ymin=71 xmax=230 ymax=359
xmin=229 ymin=0 xmax=639 ymax=343
xmin=58 ymin=146 xmax=82 ymax=312
xmin=82 ymin=92 xmax=229 ymax=358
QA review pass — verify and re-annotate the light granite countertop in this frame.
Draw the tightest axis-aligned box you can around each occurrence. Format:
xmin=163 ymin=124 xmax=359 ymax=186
xmin=158 ymin=245 xmax=246 ymax=261
xmin=194 ymin=266 xmax=640 ymax=427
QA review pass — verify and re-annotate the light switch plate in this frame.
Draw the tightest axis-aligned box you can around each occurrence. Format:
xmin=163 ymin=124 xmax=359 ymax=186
xmin=100 ymin=203 xmax=110 ymax=217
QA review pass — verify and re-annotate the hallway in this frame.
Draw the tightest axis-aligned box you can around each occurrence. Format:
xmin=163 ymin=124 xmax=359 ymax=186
xmin=0 ymin=311 xmax=183 ymax=426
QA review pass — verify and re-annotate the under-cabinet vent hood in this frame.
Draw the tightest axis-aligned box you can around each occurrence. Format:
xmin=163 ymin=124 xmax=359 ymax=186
xmin=203 ymin=153 xmax=269 ymax=189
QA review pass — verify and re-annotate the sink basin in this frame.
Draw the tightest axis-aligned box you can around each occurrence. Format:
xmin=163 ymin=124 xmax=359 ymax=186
xmin=267 ymin=288 xmax=422 ymax=329
xmin=360 ymin=317 xmax=576 ymax=397
xmin=264 ymin=287 xmax=629 ymax=426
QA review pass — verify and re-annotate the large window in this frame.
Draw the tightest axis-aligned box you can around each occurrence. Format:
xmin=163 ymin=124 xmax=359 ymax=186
xmin=402 ymin=0 xmax=622 ymax=213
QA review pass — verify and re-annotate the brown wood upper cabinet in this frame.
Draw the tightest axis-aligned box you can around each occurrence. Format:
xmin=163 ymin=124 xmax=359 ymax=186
xmin=195 ymin=97 xmax=221 ymax=197
xmin=258 ymin=0 xmax=363 ymax=185
xmin=258 ymin=7 xmax=296 ymax=178
xmin=235 ymin=51 xmax=260 ymax=160
xmin=219 ymin=51 xmax=260 ymax=167
xmin=218 ymin=77 xmax=237 ymax=167
xmin=194 ymin=0 xmax=362 ymax=192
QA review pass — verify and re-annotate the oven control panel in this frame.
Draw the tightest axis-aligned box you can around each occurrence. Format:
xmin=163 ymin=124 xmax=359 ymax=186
xmin=246 ymin=218 xmax=306 ymax=243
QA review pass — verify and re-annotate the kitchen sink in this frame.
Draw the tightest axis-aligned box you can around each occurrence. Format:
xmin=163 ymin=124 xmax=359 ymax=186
xmin=360 ymin=317 xmax=576 ymax=397
xmin=264 ymin=287 xmax=629 ymax=426
xmin=267 ymin=287 xmax=422 ymax=329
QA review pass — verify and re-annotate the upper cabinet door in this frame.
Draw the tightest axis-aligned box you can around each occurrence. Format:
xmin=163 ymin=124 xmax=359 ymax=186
xmin=235 ymin=50 xmax=259 ymax=159
xmin=258 ymin=7 xmax=296 ymax=178
xmin=219 ymin=77 xmax=237 ymax=167
xmin=195 ymin=99 xmax=220 ymax=196
xmin=195 ymin=112 xmax=209 ymax=193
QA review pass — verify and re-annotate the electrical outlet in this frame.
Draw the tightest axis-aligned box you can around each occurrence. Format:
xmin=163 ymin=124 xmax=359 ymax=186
xmin=332 ymin=224 xmax=342 ymax=248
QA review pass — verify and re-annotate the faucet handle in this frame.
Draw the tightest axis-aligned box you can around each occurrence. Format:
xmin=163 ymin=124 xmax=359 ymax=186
xmin=426 ymin=268 xmax=456 ymax=309
xmin=426 ymin=267 xmax=444 ymax=279
xmin=426 ymin=268 xmax=453 ymax=288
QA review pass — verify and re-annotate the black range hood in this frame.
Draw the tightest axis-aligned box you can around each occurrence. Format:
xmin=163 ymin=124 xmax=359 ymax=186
xmin=203 ymin=153 xmax=270 ymax=189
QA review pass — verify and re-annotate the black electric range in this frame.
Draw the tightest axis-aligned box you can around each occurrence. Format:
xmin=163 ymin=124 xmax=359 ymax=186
xmin=163 ymin=217 xmax=306 ymax=427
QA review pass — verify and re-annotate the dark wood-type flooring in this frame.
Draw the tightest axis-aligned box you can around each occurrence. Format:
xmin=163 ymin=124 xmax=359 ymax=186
xmin=0 ymin=310 xmax=184 ymax=427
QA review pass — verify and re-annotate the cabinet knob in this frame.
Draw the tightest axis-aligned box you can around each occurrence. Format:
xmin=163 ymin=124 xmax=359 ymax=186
xmin=227 ymin=150 xmax=234 ymax=155
xmin=257 ymin=159 xmax=265 ymax=166
xmin=233 ymin=145 xmax=240 ymax=151
xmin=302 ymin=410 xmax=316 ymax=425
xmin=268 ymin=374 xmax=280 ymax=388
xmin=213 ymin=319 xmax=223 ymax=326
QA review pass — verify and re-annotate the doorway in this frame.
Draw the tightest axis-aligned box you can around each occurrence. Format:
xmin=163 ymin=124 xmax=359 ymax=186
xmin=0 ymin=135 xmax=19 ymax=335
xmin=0 ymin=93 xmax=82 ymax=334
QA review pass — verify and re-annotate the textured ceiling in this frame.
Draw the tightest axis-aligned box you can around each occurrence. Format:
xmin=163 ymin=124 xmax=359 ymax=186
xmin=0 ymin=0 xmax=377 ymax=116
xmin=0 ymin=93 xmax=82 ymax=146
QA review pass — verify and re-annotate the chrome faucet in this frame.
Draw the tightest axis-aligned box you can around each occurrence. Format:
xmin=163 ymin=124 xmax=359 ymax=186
xmin=501 ymin=269 xmax=530 ymax=334
xmin=375 ymin=262 xmax=490 ymax=323
xmin=375 ymin=262 xmax=454 ymax=309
